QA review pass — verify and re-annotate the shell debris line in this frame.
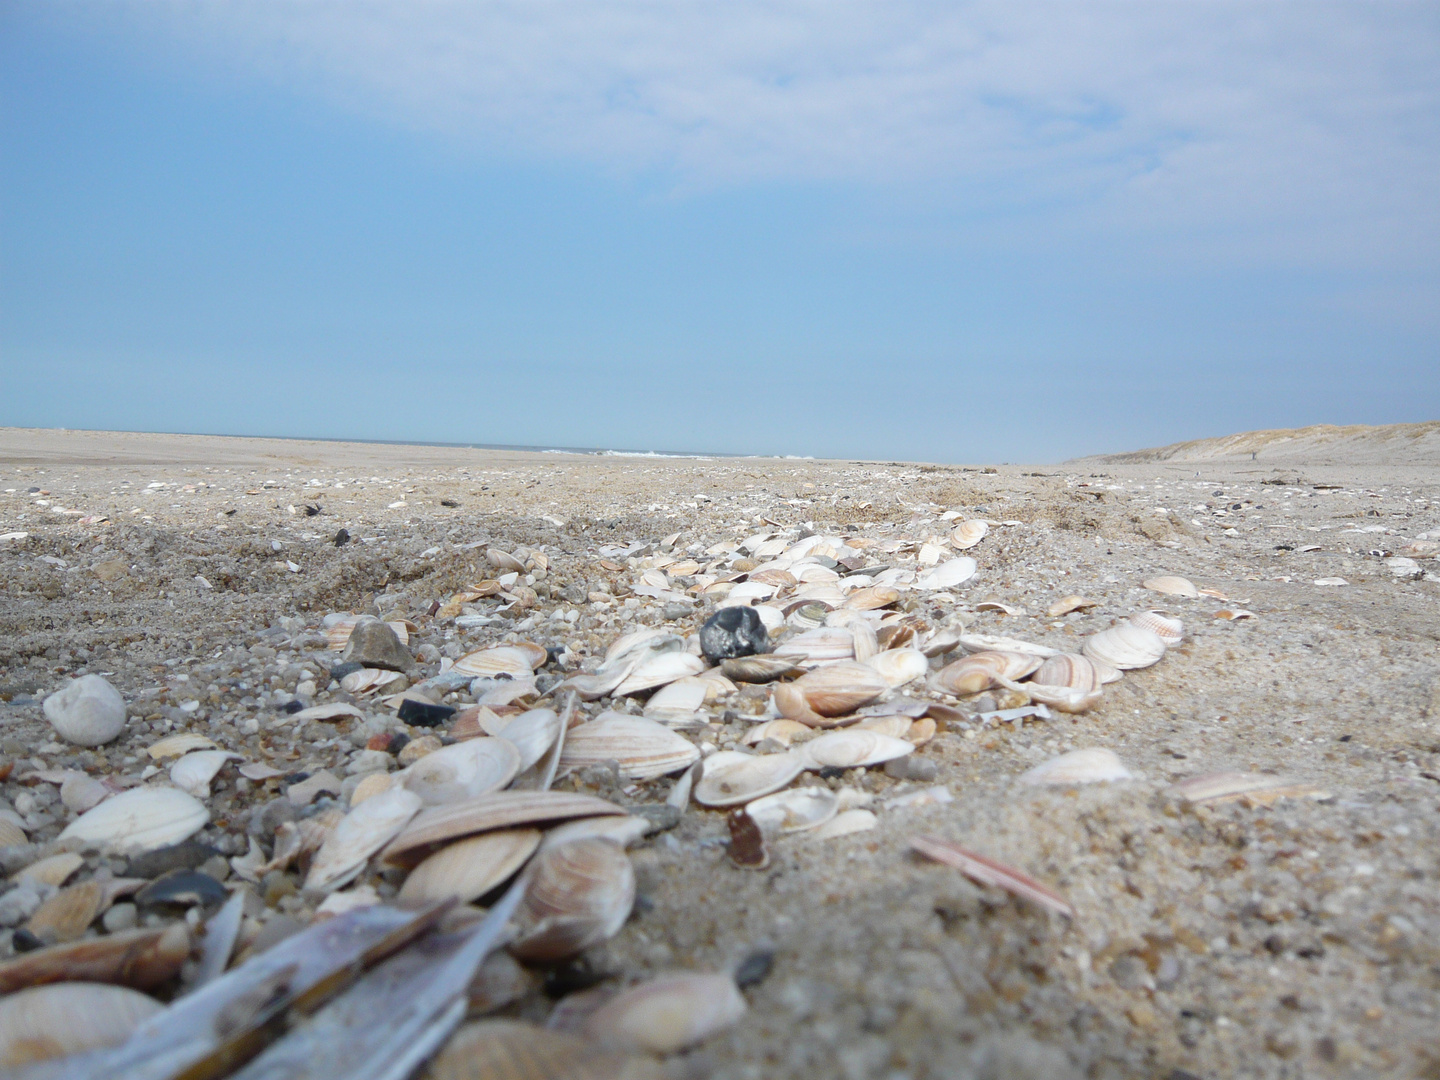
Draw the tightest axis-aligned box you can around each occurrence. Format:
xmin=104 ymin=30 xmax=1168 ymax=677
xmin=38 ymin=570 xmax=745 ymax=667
xmin=0 ymin=431 xmax=1438 ymax=1077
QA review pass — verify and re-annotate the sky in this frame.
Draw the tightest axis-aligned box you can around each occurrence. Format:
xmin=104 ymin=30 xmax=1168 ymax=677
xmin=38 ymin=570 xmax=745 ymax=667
xmin=2 ymin=2 xmax=1438 ymax=462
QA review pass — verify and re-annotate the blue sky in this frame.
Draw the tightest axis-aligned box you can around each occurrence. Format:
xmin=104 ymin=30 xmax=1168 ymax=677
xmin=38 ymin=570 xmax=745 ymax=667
xmin=3 ymin=2 xmax=1437 ymax=461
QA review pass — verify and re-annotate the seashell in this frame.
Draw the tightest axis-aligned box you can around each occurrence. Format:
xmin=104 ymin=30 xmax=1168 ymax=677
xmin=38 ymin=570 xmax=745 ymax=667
xmin=293 ymin=703 xmax=365 ymax=723
xmin=304 ymin=785 xmax=424 ymax=892
xmin=453 ymin=646 xmax=542 ymax=679
xmin=799 ymin=729 xmax=914 ymax=770
xmin=1030 ymin=653 xmax=1104 ymax=693
xmin=740 ymin=719 xmax=812 ymax=748
xmin=491 ymin=708 xmax=562 ymax=771
xmin=1128 ymin=610 xmax=1183 ymax=646
xmin=385 ymin=791 xmax=627 ymax=869
xmin=784 ymin=602 xmax=831 ymax=631
xmin=0 ymin=817 xmax=27 ymax=848
xmin=910 ymin=836 xmax=1074 ymax=917
xmin=0 ymin=982 xmax=164 ymax=1066
xmin=933 ymin=651 xmax=1042 ymax=696
xmin=957 ymin=633 xmax=1059 ymax=657
xmin=25 ymin=880 xmax=106 ymax=943
xmin=1046 ymin=595 xmax=1097 ymax=617
xmin=864 ymin=647 xmax=928 ymax=689
xmin=401 ymin=738 xmax=521 ymax=806
xmin=540 ymin=815 xmax=650 ymax=851
xmin=844 ymin=586 xmax=899 ymax=611
xmin=341 ymin=667 xmax=406 ymax=696
xmin=487 ymin=547 xmax=526 ymax=572
xmin=43 ymin=674 xmax=127 ymax=747
xmin=349 ymin=771 xmax=397 ymax=807
xmin=0 ymin=922 xmax=189 ymax=995
xmin=510 ymin=839 xmax=635 ymax=961
xmin=169 ymin=750 xmax=241 ymax=797
xmin=846 ymin=618 xmax=879 ymax=662
xmin=719 ymin=655 xmax=801 ymax=683
xmin=745 ymin=786 xmax=838 ymax=834
xmin=59 ymin=786 xmax=209 ymax=853
xmin=915 ymin=557 xmax=977 ymax=590
xmin=603 ymin=629 xmax=682 ymax=669
xmin=719 ymin=581 xmax=777 ymax=606
xmin=642 ymin=678 xmax=708 ymax=724
xmin=854 ymin=715 xmax=913 ymax=739
xmin=693 ymin=751 xmax=806 ymax=807
xmin=811 ymin=808 xmax=878 ymax=841
xmin=239 ymin=761 xmax=287 ymax=781
xmin=1019 ymin=748 xmax=1133 ymax=786
xmin=772 ymin=627 xmax=855 ymax=665
xmin=906 ymin=717 xmax=937 ymax=745
xmin=18 ymin=853 xmax=84 ymax=888
xmin=397 ymin=828 xmax=541 ymax=905
xmin=950 ymin=520 xmax=988 ymax=550
xmin=399 ymin=735 xmax=443 ymax=765
xmin=1082 ymin=622 xmax=1166 ymax=670
xmin=559 ymin=713 xmax=700 ymax=781
xmin=612 ymin=651 xmax=705 ymax=696
xmin=1022 ymin=684 xmax=1103 ymax=713
xmin=581 ymin=972 xmax=747 ymax=1055
xmin=1168 ymin=771 xmax=1329 ymax=806
xmin=785 ymin=661 xmax=890 ymax=718
xmin=428 ymin=1019 xmax=661 ymax=1080
xmin=1143 ymin=575 xmax=1199 ymax=598
xmin=193 ymin=891 xmax=244 ymax=987
xmin=147 ymin=732 xmax=219 ymax=760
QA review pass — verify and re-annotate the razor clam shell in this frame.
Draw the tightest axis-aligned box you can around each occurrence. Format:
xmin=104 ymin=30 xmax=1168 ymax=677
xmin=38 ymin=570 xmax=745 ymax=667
xmin=427 ymin=1019 xmax=661 ymax=1080
xmin=0 ymin=923 xmax=189 ymax=995
xmin=950 ymin=520 xmax=989 ymax=550
xmin=402 ymin=739 xmax=522 ymax=806
xmin=1128 ymin=610 xmax=1184 ymax=645
xmin=384 ymin=791 xmax=628 ymax=869
xmin=956 ymin=634 xmax=1059 ymax=658
xmin=1143 ymin=575 xmax=1200 ymax=598
xmin=59 ymin=786 xmax=209 ymax=853
xmin=612 ymin=651 xmax=705 ymax=696
xmin=1082 ymin=622 xmax=1166 ymax=670
xmin=745 ymin=787 xmax=838 ymax=834
xmin=1019 ymin=748 xmax=1133 ymax=786
xmin=146 ymin=733 xmax=218 ymax=761
xmin=452 ymin=646 xmax=543 ymax=680
xmin=169 ymin=750 xmax=242 ymax=798
xmin=510 ymin=839 xmax=635 ymax=962
xmin=0 ymin=982 xmax=165 ymax=1067
xmin=799 ymin=729 xmax=915 ymax=770
xmin=558 ymin=713 xmax=700 ymax=781
xmin=397 ymin=829 xmax=542 ymax=905
xmin=491 ymin=708 xmax=561 ymax=772
xmin=581 ymin=972 xmax=746 ymax=1056
xmin=914 ymin=557 xmax=977 ymax=590
xmin=693 ymin=751 xmax=806 ymax=807
xmin=811 ymin=808 xmax=878 ymax=841
xmin=1030 ymin=653 xmax=1103 ymax=693
xmin=864 ymin=647 xmax=928 ymax=688
xmin=910 ymin=835 xmax=1074 ymax=918
xmin=304 ymin=785 xmax=424 ymax=892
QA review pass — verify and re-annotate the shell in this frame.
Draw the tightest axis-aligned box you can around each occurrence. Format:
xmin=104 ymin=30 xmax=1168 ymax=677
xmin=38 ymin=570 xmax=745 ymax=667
xmin=0 ymin=818 xmax=27 ymax=848
xmin=933 ymin=651 xmax=1042 ymax=696
xmin=799 ymin=729 xmax=915 ymax=770
xmin=401 ymin=739 xmax=522 ymax=806
xmin=864 ymin=648 xmax=928 ymax=688
xmin=169 ymin=750 xmax=241 ymax=798
xmin=59 ymin=786 xmax=209 ymax=853
xmin=510 ymin=839 xmax=635 ymax=961
xmin=42 ymin=675 xmax=126 ymax=747
xmin=59 ymin=773 xmax=114 ymax=814
xmin=957 ymin=634 xmax=1059 ymax=658
xmin=304 ymin=785 xmax=423 ymax=892
xmin=1168 ymin=771 xmax=1328 ymax=806
xmin=1082 ymin=622 xmax=1166 ymax=670
xmin=341 ymin=668 xmax=406 ymax=695
xmin=559 ymin=713 xmax=700 ymax=781
xmin=146 ymin=733 xmax=219 ymax=761
xmin=784 ymin=661 xmax=891 ymax=717
xmin=1018 ymin=748 xmax=1133 ymax=786
xmin=693 ymin=751 xmax=807 ymax=807
xmin=739 ymin=719 xmax=812 ymax=748
xmin=1030 ymin=653 xmax=1104 ymax=693
xmin=17 ymin=853 xmax=84 ymax=889
xmin=453 ymin=645 xmax=545 ymax=679
xmin=0 ymin=923 xmax=190 ymax=995
xmin=487 ymin=548 xmax=526 ymax=572
xmin=642 ymin=678 xmax=708 ymax=724
xmin=811 ymin=808 xmax=878 ymax=840
xmin=349 ymin=772 xmax=397 ymax=807
xmin=540 ymin=815 xmax=650 ymax=851
xmin=914 ymin=557 xmax=977 ymax=590
xmin=745 ymin=787 xmax=838 ymax=834
xmin=1022 ymin=685 xmax=1103 ymax=713
xmin=719 ymin=655 xmax=801 ymax=683
xmin=950 ymin=520 xmax=989 ymax=550
xmin=853 ymin=715 xmax=913 ymax=740
xmin=772 ymin=627 xmax=855 ymax=665
xmin=1046 ymin=595 xmax=1097 ymax=617
xmin=612 ymin=651 xmax=705 ymax=696
xmin=324 ymin=615 xmax=411 ymax=650
xmin=427 ymin=1019 xmax=661 ymax=1080
xmin=397 ymin=828 xmax=541 ymax=905
xmin=0 ymin=982 xmax=164 ymax=1066
xmin=581 ymin=973 xmax=747 ymax=1055
xmin=1128 ymin=610 xmax=1184 ymax=646
xmin=384 ymin=791 xmax=627 ymax=869
xmin=1143 ymin=575 xmax=1199 ymax=598
xmin=493 ymin=708 xmax=562 ymax=771
xmin=25 ymin=881 xmax=105 ymax=943
xmin=910 ymin=836 xmax=1074 ymax=918
xmin=844 ymin=586 xmax=900 ymax=611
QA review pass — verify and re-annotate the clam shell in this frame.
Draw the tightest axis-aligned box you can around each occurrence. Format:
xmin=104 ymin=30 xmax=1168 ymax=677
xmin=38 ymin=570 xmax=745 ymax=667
xmin=612 ymin=651 xmax=705 ymax=696
xmin=844 ymin=586 xmax=899 ymax=611
xmin=559 ymin=713 xmax=700 ymax=781
xmin=957 ymin=634 xmax=1059 ymax=658
xmin=1128 ymin=610 xmax=1184 ymax=646
xmin=1143 ymin=575 xmax=1199 ymax=598
xmin=540 ymin=815 xmax=650 ymax=851
xmin=693 ymin=751 xmax=806 ymax=807
xmin=799 ymin=729 xmax=914 ymax=770
xmin=146 ymin=733 xmax=218 ymax=761
xmin=581 ymin=972 xmax=746 ymax=1055
xmin=453 ymin=645 xmax=544 ymax=679
xmin=25 ymin=880 xmax=105 ymax=943
xmin=906 ymin=717 xmax=937 ymax=746
xmin=811 ymin=808 xmax=878 ymax=840
xmin=915 ymin=557 xmax=977 ymax=590
xmin=864 ymin=647 xmax=928 ymax=688
xmin=1046 ymin=595 xmax=1098 ymax=617
xmin=772 ymin=627 xmax=855 ymax=665
xmin=341 ymin=667 xmax=406 ymax=695
xmin=17 ymin=853 xmax=84 ymax=888
xmin=427 ymin=1019 xmax=661 ymax=1080
xmin=0 ymin=923 xmax=189 ymax=995
xmin=933 ymin=651 xmax=1042 ymax=696
xmin=950 ymin=520 xmax=988 ymax=549
xmin=169 ymin=750 xmax=241 ymax=798
xmin=402 ymin=738 xmax=522 ymax=806
xmin=0 ymin=818 xmax=27 ymax=848
xmin=787 ymin=661 xmax=891 ymax=717
xmin=0 ymin=982 xmax=164 ymax=1066
xmin=719 ymin=655 xmax=802 ymax=683
xmin=642 ymin=678 xmax=708 ymax=724
xmin=58 ymin=774 xmax=112 ymax=814
xmin=1168 ymin=771 xmax=1328 ymax=806
xmin=1018 ymin=748 xmax=1133 ymax=786
xmin=1030 ymin=653 xmax=1103 ymax=693
xmin=740 ymin=719 xmax=812 ymax=747
xmin=397 ymin=828 xmax=541 ymax=905
xmin=853 ymin=715 xmax=913 ymax=739
xmin=350 ymin=772 xmax=397 ymax=807
xmin=603 ymin=629 xmax=682 ymax=670
xmin=745 ymin=787 xmax=838 ymax=834
xmin=1022 ymin=685 xmax=1103 ymax=713
xmin=384 ymin=791 xmax=627 ymax=868
xmin=493 ymin=708 xmax=562 ymax=771
xmin=59 ymin=786 xmax=209 ymax=853
xmin=1082 ymin=622 xmax=1166 ymax=670
xmin=304 ymin=785 xmax=423 ymax=892
xmin=510 ymin=839 xmax=635 ymax=961
xmin=487 ymin=548 xmax=526 ymax=572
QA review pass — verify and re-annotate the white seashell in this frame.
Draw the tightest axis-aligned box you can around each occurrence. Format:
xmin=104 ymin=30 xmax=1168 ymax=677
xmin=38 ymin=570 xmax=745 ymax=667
xmin=1030 ymin=653 xmax=1103 ymax=693
xmin=721 ymin=581 xmax=777 ymax=605
xmin=293 ymin=703 xmax=365 ymax=723
xmin=915 ymin=557 xmax=977 ymax=590
xmin=917 ymin=541 xmax=945 ymax=567
xmin=510 ymin=838 xmax=635 ymax=961
xmin=59 ymin=773 xmax=112 ymax=814
xmin=799 ymin=729 xmax=914 ymax=770
xmin=146 ymin=732 xmax=219 ymax=760
xmin=811 ymin=808 xmax=878 ymax=840
xmin=864 ymin=648 xmax=928 ymax=688
xmin=397 ymin=827 xmax=541 ymax=904
xmin=772 ymin=627 xmax=855 ymax=665
xmin=581 ymin=972 xmax=746 ymax=1055
xmin=43 ymin=675 xmax=126 ymax=747
xmin=957 ymin=634 xmax=1060 ymax=658
xmin=169 ymin=750 xmax=242 ymax=798
xmin=1082 ymin=622 xmax=1166 ymax=670
xmin=603 ymin=629 xmax=682 ymax=670
xmin=693 ymin=751 xmax=806 ymax=807
xmin=1168 ymin=771 xmax=1328 ymax=805
xmin=612 ymin=651 xmax=705 ymax=696
xmin=491 ymin=708 xmax=561 ymax=772
xmin=487 ymin=547 xmax=526 ymax=572
xmin=559 ymin=713 xmax=700 ymax=781
xmin=745 ymin=787 xmax=838 ymax=834
xmin=1143 ymin=575 xmax=1199 ymax=598
xmin=780 ymin=661 xmax=891 ymax=719
xmin=304 ymin=785 xmax=423 ymax=892
xmin=854 ymin=715 xmax=913 ymax=739
xmin=401 ymin=738 xmax=521 ymax=806
xmin=751 ymin=604 xmax=786 ymax=633
xmin=452 ymin=645 xmax=542 ymax=679
xmin=540 ymin=814 xmax=651 ymax=850
xmin=740 ymin=719 xmax=812 ymax=747
xmin=950 ymin=520 xmax=988 ymax=549
xmin=340 ymin=667 xmax=404 ymax=696
xmin=0 ymin=982 xmax=164 ymax=1066
xmin=1022 ymin=684 xmax=1103 ymax=713
xmin=1019 ymin=748 xmax=1133 ymax=786
xmin=848 ymin=618 xmax=879 ymax=662
xmin=643 ymin=677 xmax=708 ymax=724
xmin=1128 ymin=610 xmax=1183 ymax=646
xmin=59 ymin=786 xmax=209 ymax=853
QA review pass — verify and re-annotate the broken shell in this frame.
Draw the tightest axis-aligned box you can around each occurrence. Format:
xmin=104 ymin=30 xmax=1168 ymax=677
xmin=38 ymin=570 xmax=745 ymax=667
xmin=1143 ymin=575 xmax=1200 ymax=598
xmin=745 ymin=786 xmax=838 ymax=834
xmin=452 ymin=645 xmax=541 ymax=680
xmin=785 ymin=661 xmax=891 ymax=717
xmin=59 ymin=786 xmax=209 ymax=853
xmin=799 ymin=729 xmax=914 ymax=770
xmin=933 ymin=651 xmax=1042 ymax=696
xmin=910 ymin=836 xmax=1074 ymax=917
xmin=1082 ymin=622 xmax=1167 ymax=670
xmin=740 ymin=719 xmax=812 ymax=748
xmin=719 ymin=655 xmax=802 ymax=683
xmin=397 ymin=828 xmax=542 ymax=905
xmin=349 ymin=771 xmax=397 ymax=807
xmin=341 ymin=667 xmax=406 ymax=695
xmin=169 ymin=750 xmax=242 ymax=798
xmin=25 ymin=880 xmax=106 ymax=943
xmin=811 ymin=808 xmax=878 ymax=840
xmin=772 ymin=627 xmax=855 ymax=665
xmin=1168 ymin=771 xmax=1328 ymax=806
xmin=428 ymin=1019 xmax=661 ymax=1080
xmin=559 ymin=713 xmax=700 ymax=781
xmin=693 ymin=751 xmax=807 ymax=807
xmin=1019 ymin=748 xmax=1133 ymax=786
xmin=864 ymin=647 xmax=928 ymax=688
xmin=540 ymin=815 xmax=650 ymax=851
xmin=402 ymin=738 xmax=522 ymax=806
xmin=950 ymin=520 xmax=988 ymax=549
xmin=0 ymin=982 xmax=164 ymax=1066
xmin=1128 ymin=610 xmax=1183 ymax=646
xmin=510 ymin=838 xmax=635 ymax=962
xmin=17 ymin=853 xmax=84 ymax=888
xmin=146 ymin=732 xmax=218 ymax=761
xmin=384 ymin=791 xmax=627 ymax=869
xmin=915 ymin=557 xmax=977 ymax=590
xmin=612 ymin=651 xmax=705 ymax=696
xmin=1022 ymin=684 xmax=1103 ymax=713
xmin=906 ymin=717 xmax=937 ymax=745
xmin=1030 ymin=653 xmax=1104 ymax=693
xmin=956 ymin=634 xmax=1059 ymax=658
xmin=0 ymin=923 xmax=190 ymax=995
xmin=843 ymin=586 xmax=899 ymax=611
xmin=487 ymin=547 xmax=526 ymax=572
xmin=304 ymin=785 xmax=423 ymax=892
xmin=59 ymin=773 xmax=112 ymax=814
xmin=1046 ymin=595 xmax=1098 ymax=618
xmin=582 ymin=972 xmax=746 ymax=1055
xmin=854 ymin=714 xmax=913 ymax=739
xmin=492 ymin=708 xmax=562 ymax=772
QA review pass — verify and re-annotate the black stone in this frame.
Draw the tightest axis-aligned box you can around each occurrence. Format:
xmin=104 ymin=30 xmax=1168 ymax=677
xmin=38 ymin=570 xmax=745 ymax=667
xmin=327 ymin=661 xmax=364 ymax=682
xmin=10 ymin=929 xmax=43 ymax=952
xmin=333 ymin=528 xmax=350 ymax=547
xmin=734 ymin=949 xmax=775 ymax=988
xmin=397 ymin=699 xmax=455 ymax=727
xmin=137 ymin=870 xmax=229 ymax=909
xmin=543 ymin=958 xmax=610 ymax=998
xmin=440 ymin=499 xmax=459 ymax=507
xmin=304 ymin=504 xmax=321 ymax=517
xmin=124 ymin=841 xmax=222 ymax=879
xmin=280 ymin=699 xmax=305 ymax=714
xmin=699 ymin=606 xmax=769 ymax=665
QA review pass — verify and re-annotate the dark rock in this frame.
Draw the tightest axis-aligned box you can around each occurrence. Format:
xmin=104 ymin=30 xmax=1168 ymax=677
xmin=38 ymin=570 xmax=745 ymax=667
xmin=699 ymin=607 xmax=769 ymax=665
xmin=735 ymin=949 xmax=775 ymax=988
xmin=341 ymin=616 xmax=413 ymax=672
xmin=327 ymin=661 xmax=364 ymax=683
xmin=136 ymin=870 xmax=228 ymax=909
xmin=280 ymin=699 xmax=305 ymax=714
xmin=10 ymin=929 xmax=43 ymax=953
xmin=124 ymin=841 xmax=222 ymax=879
xmin=333 ymin=529 xmax=350 ymax=547
xmin=397 ymin=699 xmax=454 ymax=727
xmin=884 ymin=756 xmax=939 ymax=782
xmin=248 ymin=797 xmax=298 ymax=839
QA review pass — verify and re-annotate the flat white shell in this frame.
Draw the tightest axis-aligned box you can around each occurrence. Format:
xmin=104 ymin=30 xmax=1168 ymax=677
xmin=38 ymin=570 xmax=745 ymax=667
xmin=864 ymin=648 xmax=928 ymax=688
xmin=580 ymin=972 xmax=747 ymax=1055
xmin=492 ymin=708 xmax=561 ymax=772
xmin=693 ymin=751 xmax=806 ymax=807
xmin=146 ymin=733 xmax=219 ymax=760
xmin=1018 ymin=748 xmax=1133 ymax=786
xmin=452 ymin=645 xmax=540 ymax=679
xmin=957 ymin=634 xmax=1060 ymax=658
xmin=643 ymin=677 xmax=708 ymax=722
xmin=559 ymin=713 xmax=700 ymax=781
xmin=811 ymin=808 xmax=878 ymax=840
xmin=396 ymin=827 xmax=541 ymax=904
xmin=773 ymin=627 xmax=855 ymax=665
xmin=540 ymin=814 xmax=651 ymax=850
xmin=401 ymin=738 xmax=522 ymax=806
xmin=799 ymin=729 xmax=915 ymax=770
xmin=169 ymin=750 xmax=242 ymax=797
xmin=1143 ymin=575 xmax=1199 ymax=598
xmin=59 ymin=786 xmax=209 ymax=853
xmin=304 ymin=785 xmax=423 ymax=892
xmin=0 ymin=982 xmax=164 ymax=1066
xmin=612 ymin=651 xmax=705 ymax=696
xmin=1082 ymin=622 xmax=1166 ymax=670
xmin=745 ymin=787 xmax=838 ymax=834
xmin=915 ymin=557 xmax=977 ymax=590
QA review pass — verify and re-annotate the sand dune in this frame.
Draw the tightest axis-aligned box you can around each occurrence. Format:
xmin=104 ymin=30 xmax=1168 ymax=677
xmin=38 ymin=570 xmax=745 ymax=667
xmin=1089 ymin=421 xmax=1440 ymax=466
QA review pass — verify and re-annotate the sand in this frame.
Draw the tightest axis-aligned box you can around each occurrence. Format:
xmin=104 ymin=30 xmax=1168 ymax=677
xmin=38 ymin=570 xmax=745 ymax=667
xmin=1 ymin=425 xmax=1438 ymax=1079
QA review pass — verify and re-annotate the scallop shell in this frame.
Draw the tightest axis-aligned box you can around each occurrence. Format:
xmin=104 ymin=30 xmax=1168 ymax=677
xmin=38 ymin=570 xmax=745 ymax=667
xmin=799 ymin=729 xmax=915 ymax=770
xmin=784 ymin=661 xmax=891 ymax=718
xmin=453 ymin=646 xmax=544 ymax=679
xmin=402 ymin=739 xmax=522 ymax=806
xmin=914 ymin=557 xmax=977 ymax=590
xmin=25 ymin=880 xmax=105 ymax=943
xmin=0 ymin=982 xmax=164 ymax=1066
xmin=1128 ymin=610 xmax=1184 ymax=646
xmin=1143 ymin=575 xmax=1199 ymax=598
xmin=397 ymin=828 xmax=541 ymax=905
xmin=612 ymin=651 xmax=705 ymax=696
xmin=933 ymin=651 xmax=1042 ymax=696
xmin=491 ymin=709 xmax=562 ymax=772
xmin=304 ymin=785 xmax=424 ymax=892
xmin=1018 ymin=748 xmax=1133 ymax=786
xmin=427 ymin=1019 xmax=661 ymax=1080
xmin=146 ymin=733 xmax=218 ymax=761
xmin=558 ymin=713 xmax=700 ymax=781
xmin=1030 ymin=653 xmax=1104 ymax=693
xmin=642 ymin=678 xmax=708 ymax=724
xmin=693 ymin=751 xmax=807 ymax=807
xmin=169 ymin=750 xmax=242 ymax=798
xmin=950 ymin=520 xmax=989 ymax=550
xmin=1082 ymin=622 xmax=1166 ymax=670
xmin=384 ymin=791 xmax=627 ymax=869
xmin=864 ymin=648 xmax=928 ymax=688
xmin=510 ymin=839 xmax=635 ymax=962
xmin=581 ymin=972 xmax=747 ymax=1055
xmin=772 ymin=627 xmax=855 ymax=665
xmin=17 ymin=853 xmax=84 ymax=888
xmin=59 ymin=786 xmax=209 ymax=853
xmin=745 ymin=787 xmax=838 ymax=834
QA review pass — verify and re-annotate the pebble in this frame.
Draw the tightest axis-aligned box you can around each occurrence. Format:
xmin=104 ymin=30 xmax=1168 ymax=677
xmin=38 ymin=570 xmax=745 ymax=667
xmin=340 ymin=616 xmax=414 ymax=672
xmin=286 ymin=771 xmax=343 ymax=807
xmin=883 ymin=756 xmax=939 ymax=782
xmin=699 ymin=607 xmax=769 ymax=665
xmin=346 ymin=749 xmax=395 ymax=776
xmin=102 ymin=901 xmax=138 ymax=932
xmin=42 ymin=674 xmax=127 ymax=746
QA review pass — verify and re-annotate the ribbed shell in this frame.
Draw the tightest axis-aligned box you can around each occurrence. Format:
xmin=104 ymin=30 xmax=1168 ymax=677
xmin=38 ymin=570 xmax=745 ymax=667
xmin=0 ymin=982 xmax=163 ymax=1066
xmin=558 ymin=714 xmax=700 ymax=781
xmin=1128 ymin=610 xmax=1183 ymax=645
xmin=401 ymin=738 xmax=521 ymax=806
xmin=693 ymin=751 xmax=806 ymax=807
xmin=383 ymin=791 xmax=627 ymax=869
xmin=933 ymin=651 xmax=1042 ymax=695
xmin=798 ymin=729 xmax=915 ymax=770
xmin=397 ymin=828 xmax=541 ymax=905
xmin=1082 ymin=622 xmax=1166 ymax=670
xmin=510 ymin=839 xmax=635 ymax=962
